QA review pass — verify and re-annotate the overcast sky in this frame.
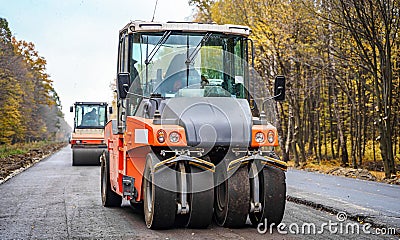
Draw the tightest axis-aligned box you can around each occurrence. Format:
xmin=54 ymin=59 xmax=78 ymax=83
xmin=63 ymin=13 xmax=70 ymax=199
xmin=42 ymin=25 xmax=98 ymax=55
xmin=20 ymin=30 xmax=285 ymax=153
xmin=0 ymin=0 xmax=194 ymax=127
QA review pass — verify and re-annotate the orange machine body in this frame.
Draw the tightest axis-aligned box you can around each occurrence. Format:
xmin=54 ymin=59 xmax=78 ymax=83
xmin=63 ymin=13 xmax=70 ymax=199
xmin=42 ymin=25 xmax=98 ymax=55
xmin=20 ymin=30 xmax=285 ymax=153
xmin=105 ymin=116 xmax=279 ymax=202
xmin=70 ymin=129 xmax=105 ymax=149
xmin=105 ymin=116 xmax=188 ymax=202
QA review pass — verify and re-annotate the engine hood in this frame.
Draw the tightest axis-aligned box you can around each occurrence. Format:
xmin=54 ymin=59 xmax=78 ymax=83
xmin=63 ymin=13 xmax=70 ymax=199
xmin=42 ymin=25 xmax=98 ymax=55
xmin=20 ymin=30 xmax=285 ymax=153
xmin=159 ymin=97 xmax=252 ymax=147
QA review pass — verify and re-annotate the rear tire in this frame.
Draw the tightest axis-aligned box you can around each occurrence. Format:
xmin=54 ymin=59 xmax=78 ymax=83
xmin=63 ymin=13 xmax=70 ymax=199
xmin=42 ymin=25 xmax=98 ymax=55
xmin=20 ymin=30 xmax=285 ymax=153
xmin=101 ymin=151 xmax=122 ymax=207
xmin=214 ymin=165 xmax=250 ymax=228
xmin=143 ymin=153 xmax=177 ymax=229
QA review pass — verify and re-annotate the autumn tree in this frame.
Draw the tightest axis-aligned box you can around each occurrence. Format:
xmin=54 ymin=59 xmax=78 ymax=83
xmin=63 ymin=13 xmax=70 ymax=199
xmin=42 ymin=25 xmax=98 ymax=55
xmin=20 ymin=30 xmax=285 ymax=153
xmin=326 ymin=0 xmax=399 ymax=177
xmin=0 ymin=18 xmax=24 ymax=144
xmin=190 ymin=0 xmax=400 ymax=177
xmin=0 ymin=18 xmax=70 ymax=144
xmin=189 ymin=0 xmax=215 ymax=22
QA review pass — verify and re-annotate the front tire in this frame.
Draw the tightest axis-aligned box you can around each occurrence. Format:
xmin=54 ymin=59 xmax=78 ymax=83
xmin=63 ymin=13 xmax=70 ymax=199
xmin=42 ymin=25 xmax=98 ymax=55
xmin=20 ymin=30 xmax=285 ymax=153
xmin=185 ymin=165 xmax=214 ymax=228
xmin=101 ymin=151 xmax=122 ymax=207
xmin=143 ymin=153 xmax=177 ymax=229
xmin=214 ymin=165 xmax=250 ymax=228
xmin=249 ymin=165 xmax=286 ymax=226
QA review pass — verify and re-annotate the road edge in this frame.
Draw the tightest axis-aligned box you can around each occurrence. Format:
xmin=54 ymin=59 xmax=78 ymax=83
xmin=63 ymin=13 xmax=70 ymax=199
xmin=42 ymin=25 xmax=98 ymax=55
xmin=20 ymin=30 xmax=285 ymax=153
xmin=286 ymin=195 xmax=400 ymax=236
xmin=0 ymin=144 xmax=68 ymax=185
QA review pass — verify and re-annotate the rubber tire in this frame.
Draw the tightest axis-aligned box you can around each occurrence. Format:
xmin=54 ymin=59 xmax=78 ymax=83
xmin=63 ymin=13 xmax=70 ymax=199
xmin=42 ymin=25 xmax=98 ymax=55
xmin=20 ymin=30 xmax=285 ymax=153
xmin=214 ymin=165 xmax=250 ymax=228
xmin=101 ymin=151 xmax=122 ymax=207
xmin=249 ymin=165 xmax=286 ymax=226
xmin=185 ymin=166 xmax=214 ymax=228
xmin=143 ymin=153 xmax=177 ymax=229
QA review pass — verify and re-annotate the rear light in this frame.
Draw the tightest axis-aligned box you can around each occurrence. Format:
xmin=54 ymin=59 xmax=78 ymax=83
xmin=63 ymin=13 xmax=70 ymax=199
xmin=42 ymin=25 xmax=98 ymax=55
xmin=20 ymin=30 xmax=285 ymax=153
xmin=157 ymin=130 xmax=166 ymax=143
xmin=255 ymin=132 xmax=265 ymax=143
xmin=169 ymin=131 xmax=180 ymax=143
xmin=267 ymin=130 xmax=275 ymax=143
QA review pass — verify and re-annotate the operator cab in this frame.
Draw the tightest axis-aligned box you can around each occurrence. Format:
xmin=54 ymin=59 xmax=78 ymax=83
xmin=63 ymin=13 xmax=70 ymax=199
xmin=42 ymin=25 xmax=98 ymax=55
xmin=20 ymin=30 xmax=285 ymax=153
xmin=116 ymin=22 xmax=250 ymax=117
xmin=70 ymin=102 xmax=108 ymax=130
xmin=115 ymin=21 xmax=284 ymax=132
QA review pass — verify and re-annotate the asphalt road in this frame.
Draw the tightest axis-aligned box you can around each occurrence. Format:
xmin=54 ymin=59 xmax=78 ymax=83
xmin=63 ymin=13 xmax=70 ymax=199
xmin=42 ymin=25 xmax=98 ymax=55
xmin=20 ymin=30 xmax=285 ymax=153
xmin=286 ymin=169 xmax=400 ymax=230
xmin=0 ymin=146 xmax=397 ymax=239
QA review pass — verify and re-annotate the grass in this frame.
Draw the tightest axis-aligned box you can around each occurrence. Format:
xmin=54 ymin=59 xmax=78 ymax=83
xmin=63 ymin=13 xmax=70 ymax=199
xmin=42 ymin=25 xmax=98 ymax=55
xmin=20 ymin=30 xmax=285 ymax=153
xmin=0 ymin=141 xmax=50 ymax=159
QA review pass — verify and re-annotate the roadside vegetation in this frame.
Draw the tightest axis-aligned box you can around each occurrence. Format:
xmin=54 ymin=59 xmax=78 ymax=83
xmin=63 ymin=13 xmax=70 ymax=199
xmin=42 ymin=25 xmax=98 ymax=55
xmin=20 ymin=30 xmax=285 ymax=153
xmin=191 ymin=0 xmax=400 ymax=179
xmin=0 ymin=18 xmax=70 ymax=180
xmin=0 ymin=141 xmax=67 ymax=182
xmin=0 ymin=18 xmax=71 ymax=146
xmin=0 ymin=141 xmax=52 ymax=159
xmin=285 ymin=139 xmax=399 ymax=182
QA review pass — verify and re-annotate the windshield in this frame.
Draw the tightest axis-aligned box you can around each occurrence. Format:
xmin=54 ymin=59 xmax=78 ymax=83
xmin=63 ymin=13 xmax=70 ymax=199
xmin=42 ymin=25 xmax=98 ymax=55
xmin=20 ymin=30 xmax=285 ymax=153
xmin=128 ymin=32 xmax=247 ymax=100
xmin=126 ymin=31 xmax=276 ymax=123
xmin=75 ymin=104 xmax=107 ymax=129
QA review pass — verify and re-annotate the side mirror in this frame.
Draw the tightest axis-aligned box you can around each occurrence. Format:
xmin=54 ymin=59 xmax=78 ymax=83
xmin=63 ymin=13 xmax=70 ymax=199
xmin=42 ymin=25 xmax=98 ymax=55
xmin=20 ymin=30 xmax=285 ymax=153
xmin=117 ymin=72 xmax=130 ymax=99
xmin=70 ymin=106 xmax=73 ymax=112
xmin=109 ymin=106 xmax=113 ymax=114
xmin=274 ymin=75 xmax=285 ymax=101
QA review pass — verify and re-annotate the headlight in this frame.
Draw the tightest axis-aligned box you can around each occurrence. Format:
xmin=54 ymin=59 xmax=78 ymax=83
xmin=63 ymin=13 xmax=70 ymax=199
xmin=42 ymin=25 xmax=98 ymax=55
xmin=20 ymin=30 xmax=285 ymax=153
xmin=255 ymin=132 xmax=265 ymax=143
xmin=157 ymin=130 xmax=166 ymax=143
xmin=76 ymin=140 xmax=81 ymax=144
xmin=267 ymin=130 xmax=275 ymax=143
xmin=169 ymin=131 xmax=180 ymax=143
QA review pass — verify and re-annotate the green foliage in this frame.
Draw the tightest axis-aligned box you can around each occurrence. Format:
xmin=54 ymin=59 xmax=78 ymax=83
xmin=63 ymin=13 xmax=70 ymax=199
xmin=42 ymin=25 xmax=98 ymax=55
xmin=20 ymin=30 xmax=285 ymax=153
xmin=0 ymin=18 xmax=12 ymax=44
xmin=0 ymin=141 xmax=49 ymax=159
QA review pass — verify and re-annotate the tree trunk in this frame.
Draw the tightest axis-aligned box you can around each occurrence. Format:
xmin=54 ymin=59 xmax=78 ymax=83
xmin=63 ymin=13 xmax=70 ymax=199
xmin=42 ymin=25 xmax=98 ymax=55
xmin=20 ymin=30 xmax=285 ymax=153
xmin=332 ymin=87 xmax=349 ymax=166
xmin=276 ymin=102 xmax=290 ymax=162
xmin=290 ymin=107 xmax=300 ymax=167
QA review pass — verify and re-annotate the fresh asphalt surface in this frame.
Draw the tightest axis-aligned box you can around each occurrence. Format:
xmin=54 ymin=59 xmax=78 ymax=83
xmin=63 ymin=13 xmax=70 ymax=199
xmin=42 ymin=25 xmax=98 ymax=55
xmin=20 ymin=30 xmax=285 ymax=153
xmin=0 ymin=146 xmax=398 ymax=239
xmin=287 ymin=169 xmax=400 ymax=231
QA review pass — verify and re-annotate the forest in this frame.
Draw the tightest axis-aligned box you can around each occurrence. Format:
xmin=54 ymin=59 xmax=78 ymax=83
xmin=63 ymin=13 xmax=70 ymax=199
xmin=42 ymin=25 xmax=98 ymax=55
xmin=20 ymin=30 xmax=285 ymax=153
xmin=0 ymin=18 xmax=70 ymax=145
xmin=1 ymin=1 xmax=399 ymax=179
xmin=190 ymin=0 xmax=400 ymax=178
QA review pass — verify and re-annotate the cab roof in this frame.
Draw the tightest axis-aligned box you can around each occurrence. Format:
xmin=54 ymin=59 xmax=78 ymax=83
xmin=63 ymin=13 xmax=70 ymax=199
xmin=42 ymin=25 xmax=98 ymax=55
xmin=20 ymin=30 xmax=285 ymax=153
xmin=120 ymin=21 xmax=251 ymax=37
xmin=74 ymin=102 xmax=107 ymax=106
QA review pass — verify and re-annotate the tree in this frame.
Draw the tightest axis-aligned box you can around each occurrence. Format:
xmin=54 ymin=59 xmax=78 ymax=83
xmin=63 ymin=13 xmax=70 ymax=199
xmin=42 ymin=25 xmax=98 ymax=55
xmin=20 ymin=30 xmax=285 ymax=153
xmin=0 ymin=18 xmax=24 ymax=143
xmin=189 ymin=0 xmax=215 ymax=22
xmin=0 ymin=73 xmax=23 ymax=144
xmin=189 ymin=0 xmax=400 ymax=176
xmin=0 ymin=17 xmax=69 ymax=144
xmin=327 ymin=0 xmax=398 ymax=177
